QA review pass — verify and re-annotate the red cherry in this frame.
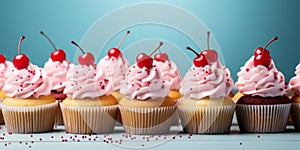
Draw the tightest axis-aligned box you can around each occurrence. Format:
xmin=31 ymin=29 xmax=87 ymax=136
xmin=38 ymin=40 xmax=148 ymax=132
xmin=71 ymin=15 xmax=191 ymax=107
xmin=194 ymin=53 xmax=208 ymax=67
xmin=254 ymin=47 xmax=270 ymax=56
xmin=136 ymin=42 xmax=164 ymax=69
xmin=71 ymin=41 xmax=95 ymax=66
xmin=41 ymin=31 xmax=66 ymax=62
xmin=108 ymin=48 xmax=122 ymax=58
xmin=253 ymin=53 xmax=271 ymax=68
xmin=253 ymin=36 xmax=278 ymax=68
xmin=201 ymin=50 xmax=218 ymax=63
xmin=136 ymin=53 xmax=153 ymax=69
xmin=51 ymin=49 xmax=66 ymax=62
xmin=154 ymin=53 xmax=169 ymax=62
xmin=13 ymin=36 xmax=30 ymax=70
xmin=0 ymin=54 xmax=6 ymax=64
xmin=202 ymin=31 xmax=218 ymax=64
xmin=108 ymin=30 xmax=130 ymax=58
xmin=186 ymin=46 xmax=208 ymax=67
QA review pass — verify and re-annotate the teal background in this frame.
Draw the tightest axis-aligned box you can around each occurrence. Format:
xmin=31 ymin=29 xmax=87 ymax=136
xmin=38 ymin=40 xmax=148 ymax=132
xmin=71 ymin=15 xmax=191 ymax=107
xmin=0 ymin=0 xmax=299 ymax=81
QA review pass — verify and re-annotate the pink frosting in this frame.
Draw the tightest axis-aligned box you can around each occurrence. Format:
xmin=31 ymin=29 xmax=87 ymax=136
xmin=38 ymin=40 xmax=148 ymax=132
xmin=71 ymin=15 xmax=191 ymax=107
xmin=153 ymin=60 xmax=182 ymax=90
xmin=120 ymin=64 xmax=170 ymax=100
xmin=2 ymin=64 xmax=52 ymax=98
xmin=235 ymin=56 xmax=286 ymax=97
xmin=44 ymin=59 xmax=70 ymax=91
xmin=180 ymin=61 xmax=234 ymax=99
xmin=0 ymin=61 xmax=12 ymax=90
xmin=63 ymin=64 xmax=113 ymax=99
xmin=97 ymin=55 xmax=130 ymax=91
xmin=289 ymin=63 xmax=300 ymax=95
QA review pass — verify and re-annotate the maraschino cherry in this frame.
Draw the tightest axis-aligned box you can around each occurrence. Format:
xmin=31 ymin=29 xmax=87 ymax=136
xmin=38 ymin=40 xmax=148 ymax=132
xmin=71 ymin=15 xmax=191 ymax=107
xmin=253 ymin=36 xmax=278 ymax=68
xmin=186 ymin=46 xmax=208 ymax=67
xmin=186 ymin=31 xmax=219 ymax=67
xmin=13 ymin=36 xmax=30 ymax=70
xmin=154 ymin=46 xmax=169 ymax=62
xmin=71 ymin=41 xmax=95 ymax=66
xmin=40 ymin=31 xmax=66 ymax=62
xmin=202 ymin=31 xmax=218 ymax=63
xmin=108 ymin=30 xmax=130 ymax=58
xmin=136 ymin=42 xmax=163 ymax=69
xmin=0 ymin=54 xmax=5 ymax=64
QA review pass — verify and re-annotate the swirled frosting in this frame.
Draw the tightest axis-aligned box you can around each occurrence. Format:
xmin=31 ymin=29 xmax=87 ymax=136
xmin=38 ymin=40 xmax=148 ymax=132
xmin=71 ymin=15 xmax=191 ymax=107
xmin=44 ymin=59 xmax=70 ymax=91
xmin=2 ymin=64 xmax=52 ymax=98
xmin=180 ymin=61 xmax=234 ymax=99
xmin=97 ymin=55 xmax=130 ymax=90
xmin=289 ymin=63 xmax=300 ymax=95
xmin=153 ymin=60 xmax=182 ymax=90
xmin=63 ymin=64 xmax=113 ymax=99
xmin=120 ymin=64 xmax=170 ymax=100
xmin=235 ymin=56 xmax=286 ymax=97
xmin=0 ymin=61 xmax=12 ymax=90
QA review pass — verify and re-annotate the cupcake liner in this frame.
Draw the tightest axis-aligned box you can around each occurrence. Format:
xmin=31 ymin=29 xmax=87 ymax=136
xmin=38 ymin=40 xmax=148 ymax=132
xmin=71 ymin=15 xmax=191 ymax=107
xmin=1 ymin=102 xmax=58 ymax=133
xmin=115 ymin=110 xmax=123 ymax=126
xmin=178 ymin=105 xmax=235 ymax=134
xmin=236 ymin=104 xmax=291 ymax=133
xmin=291 ymin=103 xmax=300 ymax=131
xmin=60 ymin=104 xmax=118 ymax=134
xmin=171 ymin=110 xmax=180 ymax=126
xmin=54 ymin=100 xmax=64 ymax=125
xmin=119 ymin=105 xmax=177 ymax=135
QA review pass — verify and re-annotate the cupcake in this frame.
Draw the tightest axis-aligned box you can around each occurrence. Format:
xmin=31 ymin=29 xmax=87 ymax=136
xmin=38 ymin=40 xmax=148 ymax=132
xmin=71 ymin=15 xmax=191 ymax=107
xmin=119 ymin=42 xmax=177 ymax=134
xmin=235 ymin=36 xmax=291 ymax=133
xmin=289 ymin=63 xmax=300 ymax=130
xmin=179 ymin=32 xmax=235 ymax=134
xmin=61 ymin=41 xmax=118 ymax=134
xmin=153 ymin=52 xmax=182 ymax=125
xmin=0 ymin=54 xmax=12 ymax=124
xmin=1 ymin=36 xmax=57 ymax=133
xmin=97 ymin=31 xmax=130 ymax=125
xmin=41 ymin=31 xmax=70 ymax=125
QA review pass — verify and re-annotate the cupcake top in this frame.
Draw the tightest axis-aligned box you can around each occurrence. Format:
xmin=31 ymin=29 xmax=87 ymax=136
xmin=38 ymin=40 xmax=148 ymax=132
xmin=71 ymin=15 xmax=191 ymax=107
xmin=289 ymin=63 xmax=300 ymax=96
xmin=44 ymin=58 xmax=70 ymax=92
xmin=63 ymin=64 xmax=113 ymax=99
xmin=180 ymin=61 xmax=234 ymax=99
xmin=153 ymin=60 xmax=182 ymax=90
xmin=120 ymin=64 xmax=170 ymax=100
xmin=97 ymin=55 xmax=130 ymax=91
xmin=2 ymin=63 xmax=52 ymax=98
xmin=0 ymin=60 xmax=12 ymax=90
xmin=235 ymin=56 xmax=286 ymax=97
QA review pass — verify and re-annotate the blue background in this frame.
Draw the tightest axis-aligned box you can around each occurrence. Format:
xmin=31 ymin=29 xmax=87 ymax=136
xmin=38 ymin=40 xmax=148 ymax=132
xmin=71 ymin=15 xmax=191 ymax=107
xmin=0 ymin=0 xmax=299 ymax=81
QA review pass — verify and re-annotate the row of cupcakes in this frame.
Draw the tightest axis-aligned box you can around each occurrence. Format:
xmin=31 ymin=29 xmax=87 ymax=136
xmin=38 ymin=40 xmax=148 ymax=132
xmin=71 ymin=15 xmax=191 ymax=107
xmin=0 ymin=31 xmax=299 ymax=135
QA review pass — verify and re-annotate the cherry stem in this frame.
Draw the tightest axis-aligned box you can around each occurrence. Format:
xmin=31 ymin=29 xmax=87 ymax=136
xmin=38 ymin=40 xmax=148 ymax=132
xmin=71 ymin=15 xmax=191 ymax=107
xmin=71 ymin=41 xmax=85 ymax=54
xmin=18 ymin=36 xmax=25 ymax=55
xmin=263 ymin=36 xmax=278 ymax=52
xmin=149 ymin=42 xmax=163 ymax=56
xmin=207 ymin=31 xmax=210 ymax=50
xmin=40 ymin=31 xmax=57 ymax=51
xmin=117 ymin=30 xmax=130 ymax=49
xmin=186 ymin=46 xmax=199 ymax=56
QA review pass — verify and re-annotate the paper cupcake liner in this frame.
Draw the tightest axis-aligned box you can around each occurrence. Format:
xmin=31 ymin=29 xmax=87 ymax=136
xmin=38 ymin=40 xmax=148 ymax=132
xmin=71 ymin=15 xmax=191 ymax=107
xmin=119 ymin=105 xmax=177 ymax=135
xmin=236 ymin=104 xmax=291 ymax=133
xmin=54 ymin=100 xmax=64 ymax=125
xmin=115 ymin=110 xmax=123 ymax=126
xmin=178 ymin=105 xmax=235 ymax=134
xmin=60 ymin=104 xmax=118 ymax=134
xmin=1 ymin=102 xmax=58 ymax=133
xmin=291 ymin=103 xmax=300 ymax=131
xmin=171 ymin=110 xmax=180 ymax=126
